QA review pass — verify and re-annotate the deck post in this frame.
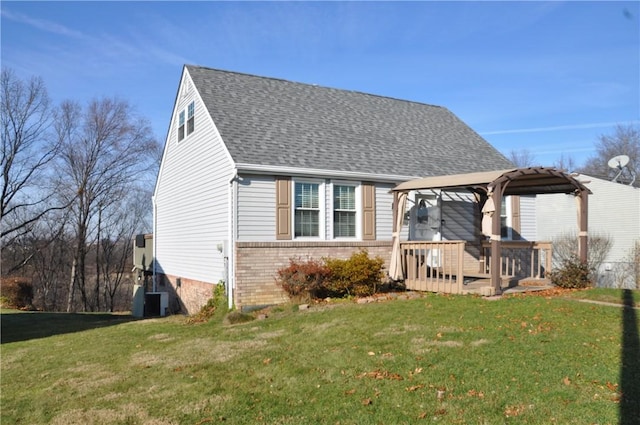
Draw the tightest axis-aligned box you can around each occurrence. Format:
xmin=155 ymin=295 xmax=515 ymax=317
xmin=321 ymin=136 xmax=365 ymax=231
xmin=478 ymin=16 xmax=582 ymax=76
xmin=577 ymin=188 xmax=589 ymax=264
xmin=490 ymin=184 xmax=502 ymax=294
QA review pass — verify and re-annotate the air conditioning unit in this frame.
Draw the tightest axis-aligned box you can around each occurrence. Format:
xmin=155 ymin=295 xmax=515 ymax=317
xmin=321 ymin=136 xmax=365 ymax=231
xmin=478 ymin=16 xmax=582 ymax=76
xmin=144 ymin=292 xmax=169 ymax=317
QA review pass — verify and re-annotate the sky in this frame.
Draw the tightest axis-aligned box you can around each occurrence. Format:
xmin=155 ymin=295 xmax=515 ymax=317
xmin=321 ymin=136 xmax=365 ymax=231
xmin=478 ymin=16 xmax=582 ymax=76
xmin=2 ymin=1 xmax=639 ymax=169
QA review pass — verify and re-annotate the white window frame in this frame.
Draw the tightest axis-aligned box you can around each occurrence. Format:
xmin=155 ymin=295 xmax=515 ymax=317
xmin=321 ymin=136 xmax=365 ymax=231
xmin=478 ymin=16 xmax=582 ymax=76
xmin=292 ymin=178 xmax=325 ymax=240
xmin=177 ymin=101 xmax=195 ymax=142
xmin=501 ymin=195 xmax=513 ymax=240
xmin=187 ymin=101 xmax=195 ymax=136
xmin=177 ymin=110 xmax=185 ymax=142
xmin=330 ymin=180 xmax=361 ymax=240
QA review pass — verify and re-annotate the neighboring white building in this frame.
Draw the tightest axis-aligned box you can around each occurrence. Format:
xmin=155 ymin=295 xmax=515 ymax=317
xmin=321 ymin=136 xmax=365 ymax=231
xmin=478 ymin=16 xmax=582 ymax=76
xmin=536 ymin=175 xmax=640 ymax=288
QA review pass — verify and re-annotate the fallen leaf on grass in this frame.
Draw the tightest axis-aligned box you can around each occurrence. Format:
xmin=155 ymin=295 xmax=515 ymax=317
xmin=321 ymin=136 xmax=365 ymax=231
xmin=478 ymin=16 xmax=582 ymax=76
xmin=606 ymin=382 xmax=618 ymax=391
xmin=563 ymin=376 xmax=571 ymax=386
xmin=263 ymin=358 xmax=271 ymax=365
xmin=357 ymin=369 xmax=404 ymax=380
xmin=504 ymin=404 xmax=526 ymax=417
xmin=467 ymin=389 xmax=485 ymax=398
xmin=406 ymin=385 xmax=424 ymax=392
xmin=344 ymin=389 xmax=356 ymax=395
xmin=361 ymin=398 xmax=372 ymax=406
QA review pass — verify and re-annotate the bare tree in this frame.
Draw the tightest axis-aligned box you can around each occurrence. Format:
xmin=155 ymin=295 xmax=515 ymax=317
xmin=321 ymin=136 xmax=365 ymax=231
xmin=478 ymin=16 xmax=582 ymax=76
xmin=28 ymin=211 xmax=73 ymax=311
xmin=0 ymin=68 xmax=66 ymax=263
xmin=508 ymin=149 xmax=537 ymax=168
xmin=554 ymin=153 xmax=578 ymax=173
xmin=580 ymin=124 xmax=640 ymax=185
xmin=98 ymin=193 xmax=150 ymax=311
xmin=55 ymin=98 xmax=159 ymax=312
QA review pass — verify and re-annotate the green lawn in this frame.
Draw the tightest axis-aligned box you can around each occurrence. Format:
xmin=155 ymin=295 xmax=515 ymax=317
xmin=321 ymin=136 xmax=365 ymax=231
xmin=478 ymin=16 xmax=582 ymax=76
xmin=2 ymin=289 xmax=639 ymax=424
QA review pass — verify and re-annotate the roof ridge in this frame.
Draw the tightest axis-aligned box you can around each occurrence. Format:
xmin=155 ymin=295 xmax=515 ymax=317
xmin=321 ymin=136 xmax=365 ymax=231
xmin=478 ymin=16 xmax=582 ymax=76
xmin=185 ymin=64 xmax=446 ymax=110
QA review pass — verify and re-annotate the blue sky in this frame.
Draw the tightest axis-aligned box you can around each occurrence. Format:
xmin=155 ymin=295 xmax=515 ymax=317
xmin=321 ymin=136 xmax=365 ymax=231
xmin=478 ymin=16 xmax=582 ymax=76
xmin=2 ymin=1 xmax=639 ymax=168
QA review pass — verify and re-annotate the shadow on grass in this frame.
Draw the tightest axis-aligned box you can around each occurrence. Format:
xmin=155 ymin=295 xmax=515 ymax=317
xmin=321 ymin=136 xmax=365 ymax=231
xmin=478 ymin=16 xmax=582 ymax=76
xmin=1 ymin=311 xmax=139 ymax=344
xmin=620 ymin=289 xmax=640 ymax=425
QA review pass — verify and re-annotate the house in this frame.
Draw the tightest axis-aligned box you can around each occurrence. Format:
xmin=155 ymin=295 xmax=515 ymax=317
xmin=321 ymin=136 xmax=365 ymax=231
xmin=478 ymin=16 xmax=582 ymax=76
xmin=152 ymin=65 xmax=514 ymax=314
xmin=535 ymin=174 xmax=640 ymax=288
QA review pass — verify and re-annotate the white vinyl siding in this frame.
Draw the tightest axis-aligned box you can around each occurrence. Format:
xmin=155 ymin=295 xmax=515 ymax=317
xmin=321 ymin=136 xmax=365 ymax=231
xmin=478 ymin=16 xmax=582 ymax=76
xmin=154 ymin=72 xmax=233 ymax=284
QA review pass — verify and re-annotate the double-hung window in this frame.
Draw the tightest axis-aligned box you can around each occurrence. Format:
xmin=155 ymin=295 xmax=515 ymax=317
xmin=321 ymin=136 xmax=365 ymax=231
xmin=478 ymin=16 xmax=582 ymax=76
xmin=187 ymin=101 xmax=195 ymax=135
xmin=333 ymin=184 xmax=357 ymax=238
xmin=294 ymin=181 xmax=321 ymax=237
xmin=287 ymin=179 xmax=363 ymax=240
xmin=177 ymin=101 xmax=195 ymax=142
xmin=178 ymin=110 xmax=185 ymax=141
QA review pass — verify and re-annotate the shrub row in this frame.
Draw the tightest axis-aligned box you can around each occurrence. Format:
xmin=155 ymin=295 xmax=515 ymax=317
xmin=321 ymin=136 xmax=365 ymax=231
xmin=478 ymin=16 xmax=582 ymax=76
xmin=1 ymin=278 xmax=34 ymax=309
xmin=276 ymin=250 xmax=385 ymax=301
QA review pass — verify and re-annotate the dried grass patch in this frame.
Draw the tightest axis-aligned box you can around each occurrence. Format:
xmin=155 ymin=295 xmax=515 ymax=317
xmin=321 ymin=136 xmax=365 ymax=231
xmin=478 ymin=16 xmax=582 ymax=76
xmin=131 ymin=338 xmax=267 ymax=369
xmin=50 ymin=403 xmax=176 ymax=425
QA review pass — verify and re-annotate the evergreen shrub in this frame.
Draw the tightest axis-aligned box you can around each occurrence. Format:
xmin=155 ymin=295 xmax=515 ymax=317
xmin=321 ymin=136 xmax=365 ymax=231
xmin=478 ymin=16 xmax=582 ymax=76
xmin=276 ymin=250 xmax=386 ymax=300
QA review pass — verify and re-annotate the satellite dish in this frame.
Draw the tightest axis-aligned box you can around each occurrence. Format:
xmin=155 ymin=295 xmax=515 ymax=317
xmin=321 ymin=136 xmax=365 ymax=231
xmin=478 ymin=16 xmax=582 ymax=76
xmin=607 ymin=154 xmax=636 ymax=185
xmin=607 ymin=154 xmax=630 ymax=170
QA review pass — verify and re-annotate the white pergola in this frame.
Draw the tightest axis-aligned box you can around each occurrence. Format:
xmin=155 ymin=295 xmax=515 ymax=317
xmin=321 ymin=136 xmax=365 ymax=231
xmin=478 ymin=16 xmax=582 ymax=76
xmin=389 ymin=167 xmax=592 ymax=294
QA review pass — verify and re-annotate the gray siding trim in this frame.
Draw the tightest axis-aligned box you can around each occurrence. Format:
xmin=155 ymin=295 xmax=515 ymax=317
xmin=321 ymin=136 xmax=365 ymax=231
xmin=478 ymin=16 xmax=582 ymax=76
xmin=237 ymin=175 xmax=277 ymax=242
xmin=441 ymin=192 xmax=476 ymax=241
xmin=519 ymin=195 xmax=537 ymax=241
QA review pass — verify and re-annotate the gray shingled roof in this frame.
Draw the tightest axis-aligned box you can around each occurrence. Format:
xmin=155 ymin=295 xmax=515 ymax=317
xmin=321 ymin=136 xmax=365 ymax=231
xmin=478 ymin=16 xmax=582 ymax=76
xmin=187 ymin=65 xmax=513 ymax=178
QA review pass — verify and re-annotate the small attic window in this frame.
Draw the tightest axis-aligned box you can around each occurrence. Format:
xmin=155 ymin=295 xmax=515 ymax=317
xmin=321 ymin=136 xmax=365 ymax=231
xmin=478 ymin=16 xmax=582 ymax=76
xmin=187 ymin=101 xmax=195 ymax=135
xmin=177 ymin=101 xmax=195 ymax=142
xmin=178 ymin=110 xmax=185 ymax=141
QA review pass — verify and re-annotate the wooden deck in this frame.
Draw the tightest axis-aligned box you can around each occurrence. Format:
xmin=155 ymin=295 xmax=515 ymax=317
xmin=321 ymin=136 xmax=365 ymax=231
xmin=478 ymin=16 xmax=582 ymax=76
xmin=400 ymin=240 xmax=553 ymax=296
xmin=460 ymin=277 xmax=553 ymax=296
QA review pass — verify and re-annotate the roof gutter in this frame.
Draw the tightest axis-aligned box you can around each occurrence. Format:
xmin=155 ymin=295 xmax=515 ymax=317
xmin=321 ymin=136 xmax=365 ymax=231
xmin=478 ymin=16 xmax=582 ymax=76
xmin=234 ymin=163 xmax=417 ymax=184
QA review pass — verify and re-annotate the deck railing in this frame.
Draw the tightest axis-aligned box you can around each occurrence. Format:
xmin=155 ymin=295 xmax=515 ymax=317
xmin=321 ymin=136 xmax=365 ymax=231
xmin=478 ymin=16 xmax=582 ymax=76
xmin=480 ymin=240 xmax=552 ymax=279
xmin=400 ymin=241 xmax=466 ymax=294
xmin=400 ymin=240 xmax=553 ymax=294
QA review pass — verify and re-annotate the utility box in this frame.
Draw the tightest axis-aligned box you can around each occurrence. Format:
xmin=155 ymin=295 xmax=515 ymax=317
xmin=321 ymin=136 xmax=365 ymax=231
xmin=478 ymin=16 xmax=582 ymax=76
xmin=133 ymin=234 xmax=153 ymax=272
xmin=132 ymin=284 xmax=145 ymax=318
xmin=145 ymin=292 xmax=168 ymax=317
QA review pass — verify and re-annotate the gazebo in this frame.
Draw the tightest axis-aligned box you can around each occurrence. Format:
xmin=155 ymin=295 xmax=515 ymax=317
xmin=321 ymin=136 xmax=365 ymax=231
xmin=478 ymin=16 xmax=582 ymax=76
xmin=389 ymin=167 xmax=591 ymax=295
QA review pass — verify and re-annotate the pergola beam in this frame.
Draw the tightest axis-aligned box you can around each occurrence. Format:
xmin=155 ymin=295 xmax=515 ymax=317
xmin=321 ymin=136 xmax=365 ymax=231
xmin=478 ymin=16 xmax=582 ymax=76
xmin=390 ymin=167 xmax=592 ymax=293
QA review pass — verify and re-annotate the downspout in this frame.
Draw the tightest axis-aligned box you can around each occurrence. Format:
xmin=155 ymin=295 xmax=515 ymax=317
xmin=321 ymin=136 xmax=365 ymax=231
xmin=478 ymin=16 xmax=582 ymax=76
xmin=227 ymin=172 xmax=238 ymax=309
xmin=152 ymin=195 xmax=157 ymax=293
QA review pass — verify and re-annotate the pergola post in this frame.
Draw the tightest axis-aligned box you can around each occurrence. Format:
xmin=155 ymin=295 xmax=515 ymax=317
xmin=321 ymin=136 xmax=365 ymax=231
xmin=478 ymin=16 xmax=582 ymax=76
xmin=490 ymin=183 xmax=503 ymax=295
xmin=578 ymin=188 xmax=589 ymax=264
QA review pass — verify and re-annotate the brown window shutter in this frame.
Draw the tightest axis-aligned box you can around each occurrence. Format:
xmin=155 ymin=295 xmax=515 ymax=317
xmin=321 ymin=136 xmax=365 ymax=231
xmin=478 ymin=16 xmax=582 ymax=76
xmin=361 ymin=182 xmax=376 ymax=240
xmin=510 ymin=195 xmax=521 ymax=240
xmin=275 ymin=177 xmax=292 ymax=240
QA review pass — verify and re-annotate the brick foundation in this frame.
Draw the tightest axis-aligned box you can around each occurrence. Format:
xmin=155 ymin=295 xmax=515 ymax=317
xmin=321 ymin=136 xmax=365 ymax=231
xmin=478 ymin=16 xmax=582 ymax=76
xmin=234 ymin=241 xmax=393 ymax=309
xmin=156 ymin=273 xmax=215 ymax=315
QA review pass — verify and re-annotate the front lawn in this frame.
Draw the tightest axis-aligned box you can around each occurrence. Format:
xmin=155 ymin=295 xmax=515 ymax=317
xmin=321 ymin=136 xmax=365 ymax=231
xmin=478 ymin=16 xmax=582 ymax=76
xmin=2 ymin=288 xmax=638 ymax=424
